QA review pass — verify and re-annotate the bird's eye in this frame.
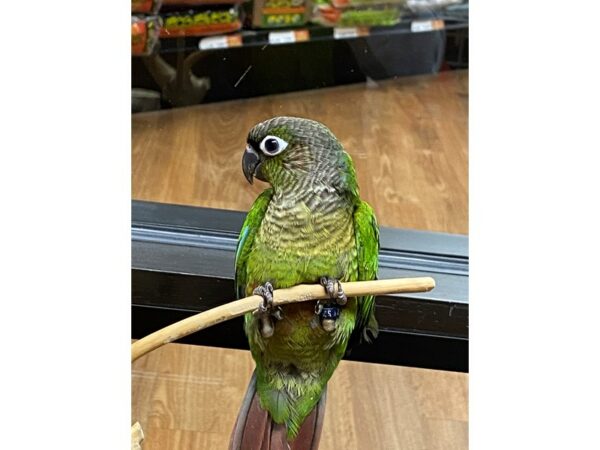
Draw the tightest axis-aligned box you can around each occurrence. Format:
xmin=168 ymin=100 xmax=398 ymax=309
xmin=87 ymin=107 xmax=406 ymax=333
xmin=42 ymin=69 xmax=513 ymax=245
xmin=259 ymin=135 xmax=288 ymax=156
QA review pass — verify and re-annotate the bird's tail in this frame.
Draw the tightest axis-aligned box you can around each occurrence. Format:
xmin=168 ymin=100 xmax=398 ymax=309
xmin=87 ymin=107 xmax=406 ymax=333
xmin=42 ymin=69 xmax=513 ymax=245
xmin=229 ymin=371 xmax=327 ymax=450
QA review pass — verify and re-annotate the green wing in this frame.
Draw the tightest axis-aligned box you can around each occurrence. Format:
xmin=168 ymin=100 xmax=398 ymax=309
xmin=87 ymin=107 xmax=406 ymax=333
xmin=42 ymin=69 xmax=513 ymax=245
xmin=234 ymin=188 xmax=273 ymax=299
xmin=349 ymin=200 xmax=380 ymax=347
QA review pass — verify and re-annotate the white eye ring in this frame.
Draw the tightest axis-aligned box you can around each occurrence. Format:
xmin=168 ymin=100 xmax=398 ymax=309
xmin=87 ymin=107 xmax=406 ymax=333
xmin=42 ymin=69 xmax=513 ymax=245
xmin=259 ymin=135 xmax=288 ymax=156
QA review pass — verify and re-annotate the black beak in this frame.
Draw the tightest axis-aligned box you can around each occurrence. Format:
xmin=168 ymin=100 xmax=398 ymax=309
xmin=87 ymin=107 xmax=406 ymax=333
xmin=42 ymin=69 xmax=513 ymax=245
xmin=242 ymin=145 xmax=260 ymax=184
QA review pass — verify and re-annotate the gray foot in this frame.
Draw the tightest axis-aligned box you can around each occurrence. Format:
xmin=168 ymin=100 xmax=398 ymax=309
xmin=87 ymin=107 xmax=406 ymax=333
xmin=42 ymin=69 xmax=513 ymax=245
xmin=316 ymin=277 xmax=346 ymax=332
xmin=253 ymin=282 xmax=282 ymax=338
xmin=319 ymin=277 xmax=347 ymax=305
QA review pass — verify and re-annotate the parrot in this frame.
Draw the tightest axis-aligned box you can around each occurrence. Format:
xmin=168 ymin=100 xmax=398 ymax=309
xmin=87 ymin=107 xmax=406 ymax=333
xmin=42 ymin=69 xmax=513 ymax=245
xmin=231 ymin=116 xmax=379 ymax=449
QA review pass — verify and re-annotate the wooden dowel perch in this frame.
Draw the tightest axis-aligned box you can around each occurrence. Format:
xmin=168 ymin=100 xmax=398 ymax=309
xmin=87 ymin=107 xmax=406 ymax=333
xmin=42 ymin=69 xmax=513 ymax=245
xmin=132 ymin=277 xmax=435 ymax=363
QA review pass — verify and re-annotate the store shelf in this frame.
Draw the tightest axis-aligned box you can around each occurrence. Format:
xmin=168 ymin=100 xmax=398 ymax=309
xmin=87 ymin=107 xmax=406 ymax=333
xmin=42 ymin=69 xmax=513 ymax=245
xmin=155 ymin=15 xmax=468 ymax=54
xmin=132 ymin=7 xmax=467 ymax=106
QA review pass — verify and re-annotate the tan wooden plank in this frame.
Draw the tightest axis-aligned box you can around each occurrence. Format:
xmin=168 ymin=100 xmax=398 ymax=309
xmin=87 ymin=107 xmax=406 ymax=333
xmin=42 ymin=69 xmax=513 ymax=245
xmin=132 ymin=71 xmax=468 ymax=234
xmin=132 ymin=343 xmax=468 ymax=449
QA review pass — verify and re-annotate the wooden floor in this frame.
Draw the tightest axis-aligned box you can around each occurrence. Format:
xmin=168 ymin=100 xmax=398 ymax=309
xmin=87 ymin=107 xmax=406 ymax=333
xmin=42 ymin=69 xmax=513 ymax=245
xmin=132 ymin=71 xmax=469 ymax=449
xmin=133 ymin=344 xmax=468 ymax=450
xmin=132 ymin=71 xmax=468 ymax=235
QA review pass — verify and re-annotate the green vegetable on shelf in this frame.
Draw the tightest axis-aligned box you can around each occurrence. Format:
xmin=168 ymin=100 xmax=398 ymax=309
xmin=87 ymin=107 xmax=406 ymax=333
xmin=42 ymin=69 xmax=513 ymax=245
xmin=252 ymin=0 xmax=310 ymax=28
xmin=159 ymin=7 xmax=243 ymax=37
xmin=312 ymin=4 xmax=403 ymax=27
xmin=339 ymin=7 xmax=401 ymax=26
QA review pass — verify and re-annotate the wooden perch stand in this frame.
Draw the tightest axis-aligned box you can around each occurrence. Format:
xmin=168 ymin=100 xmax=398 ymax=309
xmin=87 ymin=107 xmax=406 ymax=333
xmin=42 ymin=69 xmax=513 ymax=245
xmin=131 ymin=277 xmax=435 ymax=363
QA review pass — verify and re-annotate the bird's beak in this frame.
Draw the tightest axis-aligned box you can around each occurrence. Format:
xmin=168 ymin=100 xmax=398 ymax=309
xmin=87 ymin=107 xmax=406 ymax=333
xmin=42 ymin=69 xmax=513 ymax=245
xmin=242 ymin=144 xmax=261 ymax=184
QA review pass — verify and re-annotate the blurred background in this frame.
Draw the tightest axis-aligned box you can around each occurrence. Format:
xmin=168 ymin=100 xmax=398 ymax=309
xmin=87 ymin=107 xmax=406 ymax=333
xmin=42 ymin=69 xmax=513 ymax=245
xmin=132 ymin=0 xmax=467 ymax=111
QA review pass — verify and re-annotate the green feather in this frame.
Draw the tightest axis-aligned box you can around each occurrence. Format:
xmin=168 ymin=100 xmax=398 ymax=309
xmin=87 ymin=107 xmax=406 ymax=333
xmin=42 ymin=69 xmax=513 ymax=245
xmin=350 ymin=200 xmax=380 ymax=346
xmin=234 ymin=188 xmax=273 ymax=299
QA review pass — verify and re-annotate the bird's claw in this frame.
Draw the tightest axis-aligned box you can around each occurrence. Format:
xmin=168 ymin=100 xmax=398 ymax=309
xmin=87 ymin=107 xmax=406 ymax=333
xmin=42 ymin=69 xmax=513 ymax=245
xmin=316 ymin=277 xmax=346 ymax=333
xmin=320 ymin=277 xmax=347 ymax=305
xmin=253 ymin=282 xmax=282 ymax=338
xmin=254 ymin=282 xmax=274 ymax=310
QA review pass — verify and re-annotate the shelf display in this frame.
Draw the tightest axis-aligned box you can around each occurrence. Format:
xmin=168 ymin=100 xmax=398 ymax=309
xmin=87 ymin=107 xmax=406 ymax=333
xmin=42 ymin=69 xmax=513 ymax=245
xmin=250 ymin=0 xmax=311 ymax=28
xmin=159 ymin=6 xmax=244 ymax=37
xmin=130 ymin=0 xmax=467 ymax=107
xmin=129 ymin=0 xmax=468 ymax=53
xmin=131 ymin=15 xmax=162 ymax=56
xmin=311 ymin=3 xmax=403 ymax=27
xmin=310 ymin=0 xmax=406 ymax=28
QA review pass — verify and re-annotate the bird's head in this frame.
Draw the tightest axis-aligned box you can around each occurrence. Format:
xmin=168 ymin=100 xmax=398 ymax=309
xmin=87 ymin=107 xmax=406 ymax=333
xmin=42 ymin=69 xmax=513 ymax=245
xmin=242 ymin=116 xmax=356 ymax=193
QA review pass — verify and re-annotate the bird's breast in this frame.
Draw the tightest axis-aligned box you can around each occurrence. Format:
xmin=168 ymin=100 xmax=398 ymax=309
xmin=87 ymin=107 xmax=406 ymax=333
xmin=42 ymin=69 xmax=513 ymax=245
xmin=246 ymin=198 xmax=357 ymax=291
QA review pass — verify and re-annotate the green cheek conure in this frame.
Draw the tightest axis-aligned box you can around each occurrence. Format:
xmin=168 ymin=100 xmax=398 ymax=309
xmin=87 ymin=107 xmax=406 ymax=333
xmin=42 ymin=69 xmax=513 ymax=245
xmin=230 ymin=117 xmax=379 ymax=449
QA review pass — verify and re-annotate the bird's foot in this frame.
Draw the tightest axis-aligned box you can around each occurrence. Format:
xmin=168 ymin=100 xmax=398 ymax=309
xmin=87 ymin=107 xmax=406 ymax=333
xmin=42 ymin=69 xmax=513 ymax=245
xmin=252 ymin=282 xmax=282 ymax=338
xmin=320 ymin=277 xmax=347 ymax=305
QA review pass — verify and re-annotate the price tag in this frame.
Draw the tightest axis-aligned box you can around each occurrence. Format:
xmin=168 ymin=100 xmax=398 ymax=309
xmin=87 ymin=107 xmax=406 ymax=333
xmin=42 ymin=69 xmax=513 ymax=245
xmin=333 ymin=27 xmax=369 ymax=39
xmin=199 ymin=34 xmax=242 ymax=50
xmin=411 ymin=19 xmax=444 ymax=33
xmin=268 ymin=30 xmax=309 ymax=45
